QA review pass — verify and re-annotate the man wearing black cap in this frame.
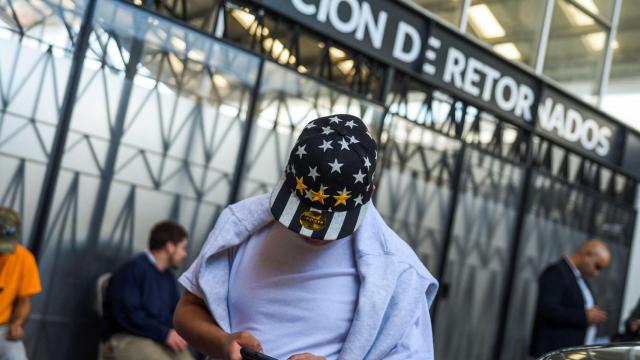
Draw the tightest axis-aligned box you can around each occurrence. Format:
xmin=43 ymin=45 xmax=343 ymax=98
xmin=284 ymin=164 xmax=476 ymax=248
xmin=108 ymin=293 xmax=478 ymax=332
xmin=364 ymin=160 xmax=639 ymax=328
xmin=0 ymin=207 xmax=42 ymax=360
xmin=174 ymin=115 xmax=438 ymax=360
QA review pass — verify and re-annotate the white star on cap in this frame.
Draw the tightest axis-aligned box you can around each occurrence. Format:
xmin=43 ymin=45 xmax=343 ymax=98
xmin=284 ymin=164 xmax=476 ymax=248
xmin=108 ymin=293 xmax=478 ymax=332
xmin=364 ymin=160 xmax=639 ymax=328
xmin=363 ymin=156 xmax=372 ymax=170
xmin=305 ymin=121 xmax=317 ymax=129
xmin=344 ymin=120 xmax=357 ymax=128
xmin=308 ymin=166 xmax=320 ymax=181
xmin=295 ymin=145 xmax=307 ymax=159
xmin=353 ymin=194 xmax=364 ymax=206
xmin=319 ymin=140 xmax=333 ymax=152
xmin=329 ymin=116 xmax=343 ymax=124
xmin=338 ymin=138 xmax=350 ymax=150
xmin=348 ymin=136 xmax=360 ymax=144
xmin=304 ymin=189 xmax=313 ymax=200
xmin=321 ymin=126 xmax=334 ymax=135
xmin=328 ymin=158 xmax=343 ymax=174
xmin=353 ymin=169 xmax=366 ymax=183
xmin=319 ymin=184 xmax=328 ymax=192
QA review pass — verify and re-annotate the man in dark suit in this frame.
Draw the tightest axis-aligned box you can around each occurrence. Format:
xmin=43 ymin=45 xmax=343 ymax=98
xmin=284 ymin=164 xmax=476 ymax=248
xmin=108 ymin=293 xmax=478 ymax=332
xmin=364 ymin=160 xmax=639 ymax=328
xmin=530 ymin=239 xmax=610 ymax=357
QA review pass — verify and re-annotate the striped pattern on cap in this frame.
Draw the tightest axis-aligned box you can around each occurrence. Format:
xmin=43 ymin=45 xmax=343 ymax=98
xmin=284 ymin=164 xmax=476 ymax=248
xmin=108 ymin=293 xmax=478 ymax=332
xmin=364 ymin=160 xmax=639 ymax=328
xmin=270 ymin=177 xmax=369 ymax=241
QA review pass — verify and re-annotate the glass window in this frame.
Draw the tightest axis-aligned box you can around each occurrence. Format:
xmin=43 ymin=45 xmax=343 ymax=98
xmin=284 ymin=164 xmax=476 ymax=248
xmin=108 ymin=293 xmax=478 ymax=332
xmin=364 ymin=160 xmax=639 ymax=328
xmin=434 ymin=147 xmax=524 ymax=360
xmin=28 ymin=1 xmax=261 ymax=358
xmin=564 ymin=0 xmax=615 ymax=22
xmin=543 ymin=0 xmax=609 ymax=103
xmin=0 ymin=0 xmax=85 ymax=247
xmin=376 ymin=114 xmax=461 ymax=276
xmin=500 ymin=141 xmax=636 ymax=359
xmin=467 ymin=0 xmax=546 ymax=67
xmin=222 ymin=5 xmax=386 ymax=99
xmin=238 ymin=61 xmax=385 ymax=199
xmin=601 ymin=0 xmax=640 ymax=132
xmin=412 ymin=0 xmax=464 ymax=27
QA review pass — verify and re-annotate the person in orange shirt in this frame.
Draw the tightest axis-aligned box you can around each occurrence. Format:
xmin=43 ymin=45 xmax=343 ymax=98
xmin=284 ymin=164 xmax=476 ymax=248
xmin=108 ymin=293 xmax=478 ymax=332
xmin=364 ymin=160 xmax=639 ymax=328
xmin=0 ymin=207 xmax=41 ymax=360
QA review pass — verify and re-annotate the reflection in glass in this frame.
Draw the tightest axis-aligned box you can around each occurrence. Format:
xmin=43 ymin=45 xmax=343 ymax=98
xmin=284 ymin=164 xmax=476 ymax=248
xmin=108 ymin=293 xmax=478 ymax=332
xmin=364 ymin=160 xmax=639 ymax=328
xmin=238 ymin=61 xmax=385 ymax=199
xmin=26 ymin=1 xmax=261 ymax=359
xmin=0 ymin=0 xmax=85 ymax=247
xmin=376 ymin=114 xmax=460 ymax=274
xmin=601 ymin=0 xmax=640 ymax=131
xmin=467 ymin=1 xmax=545 ymax=66
xmin=544 ymin=0 xmax=609 ymax=103
xmin=435 ymin=147 xmax=523 ymax=360
xmin=222 ymin=5 xmax=386 ymax=99
xmin=412 ymin=0 xmax=463 ymax=27
xmin=501 ymin=141 xmax=636 ymax=359
xmin=559 ymin=0 xmax=614 ymax=23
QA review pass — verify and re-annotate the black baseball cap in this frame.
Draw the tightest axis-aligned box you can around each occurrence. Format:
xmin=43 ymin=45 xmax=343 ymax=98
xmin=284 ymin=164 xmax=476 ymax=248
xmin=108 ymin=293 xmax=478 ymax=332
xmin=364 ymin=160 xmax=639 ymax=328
xmin=269 ymin=114 xmax=377 ymax=241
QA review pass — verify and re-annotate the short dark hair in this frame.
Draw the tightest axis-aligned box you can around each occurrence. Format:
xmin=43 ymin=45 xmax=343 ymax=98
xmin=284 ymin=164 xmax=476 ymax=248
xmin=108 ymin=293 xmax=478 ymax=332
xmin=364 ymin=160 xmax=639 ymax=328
xmin=148 ymin=221 xmax=187 ymax=251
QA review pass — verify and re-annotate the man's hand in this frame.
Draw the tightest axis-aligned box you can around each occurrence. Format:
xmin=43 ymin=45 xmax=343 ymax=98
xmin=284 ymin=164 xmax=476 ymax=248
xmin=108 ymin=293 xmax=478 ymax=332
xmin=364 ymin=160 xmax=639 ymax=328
xmin=166 ymin=329 xmax=188 ymax=352
xmin=288 ymin=353 xmax=326 ymax=360
xmin=629 ymin=319 xmax=640 ymax=333
xmin=6 ymin=323 xmax=24 ymax=341
xmin=586 ymin=307 xmax=607 ymax=325
xmin=224 ymin=331 xmax=262 ymax=360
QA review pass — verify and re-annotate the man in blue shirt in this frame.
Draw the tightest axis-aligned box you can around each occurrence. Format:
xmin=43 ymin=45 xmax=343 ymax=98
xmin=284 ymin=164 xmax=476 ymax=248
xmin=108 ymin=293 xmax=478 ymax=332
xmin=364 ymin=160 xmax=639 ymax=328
xmin=101 ymin=221 xmax=194 ymax=360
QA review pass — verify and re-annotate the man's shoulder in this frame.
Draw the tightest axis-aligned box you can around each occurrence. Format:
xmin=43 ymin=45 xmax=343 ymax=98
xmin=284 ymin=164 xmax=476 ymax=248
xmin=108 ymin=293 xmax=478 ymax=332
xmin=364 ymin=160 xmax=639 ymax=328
xmin=541 ymin=260 xmax=571 ymax=279
xmin=547 ymin=259 xmax=568 ymax=271
xmin=114 ymin=254 xmax=151 ymax=276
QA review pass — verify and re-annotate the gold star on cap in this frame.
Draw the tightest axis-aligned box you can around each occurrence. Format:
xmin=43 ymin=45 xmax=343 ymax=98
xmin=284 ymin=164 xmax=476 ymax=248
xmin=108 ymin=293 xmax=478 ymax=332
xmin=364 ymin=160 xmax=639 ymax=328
xmin=333 ymin=188 xmax=352 ymax=207
xmin=310 ymin=186 xmax=330 ymax=204
xmin=295 ymin=176 xmax=307 ymax=195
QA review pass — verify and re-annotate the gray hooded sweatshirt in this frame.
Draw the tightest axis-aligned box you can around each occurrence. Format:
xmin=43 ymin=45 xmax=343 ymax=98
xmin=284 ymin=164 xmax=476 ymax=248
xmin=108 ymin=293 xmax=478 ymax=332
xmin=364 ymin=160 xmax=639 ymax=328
xmin=179 ymin=193 xmax=438 ymax=359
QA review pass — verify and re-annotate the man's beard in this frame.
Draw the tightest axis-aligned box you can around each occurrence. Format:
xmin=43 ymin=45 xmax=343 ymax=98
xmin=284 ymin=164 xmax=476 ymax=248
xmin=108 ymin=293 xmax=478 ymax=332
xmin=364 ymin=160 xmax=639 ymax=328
xmin=169 ymin=258 xmax=181 ymax=270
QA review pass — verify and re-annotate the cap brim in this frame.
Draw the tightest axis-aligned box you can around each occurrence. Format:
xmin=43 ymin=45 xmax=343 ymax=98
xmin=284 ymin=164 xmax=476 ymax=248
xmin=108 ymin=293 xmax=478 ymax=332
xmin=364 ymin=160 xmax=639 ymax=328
xmin=0 ymin=239 xmax=17 ymax=254
xmin=269 ymin=177 xmax=369 ymax=241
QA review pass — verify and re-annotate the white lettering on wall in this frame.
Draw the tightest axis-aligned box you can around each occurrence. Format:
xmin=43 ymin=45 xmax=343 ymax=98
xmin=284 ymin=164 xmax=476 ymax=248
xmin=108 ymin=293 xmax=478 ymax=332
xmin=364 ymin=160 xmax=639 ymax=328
xmin=291 ymin=0 xmax=316 ymax=15
xmin=441 ymin=46 xmax=534 ymax=122
xmin=354 ymin=2 xmax=388 ymax=49
xmin=393 ymin=21 xmax=421 ymax=63
xmin=514 ymin=84 xmax=534 ymax=121
xmin=329 ymin=0 xmax=360 ymax=33
xmin=463 ymin=57 xmax=483 ymax=97
xmin=289 ymin=1 xmax=613 ymax=159
xmin=537 ymin=97 xmax=612 ymax=156
xmin=443 ymin=47 xmax=465 ymax=88
xmin=292 ymin=0 xmax=389 ymax=51
xmin=481 ymin=66 xmax=501 ymax=102
xmin=495 ymin=76 xmax=518 ymax=112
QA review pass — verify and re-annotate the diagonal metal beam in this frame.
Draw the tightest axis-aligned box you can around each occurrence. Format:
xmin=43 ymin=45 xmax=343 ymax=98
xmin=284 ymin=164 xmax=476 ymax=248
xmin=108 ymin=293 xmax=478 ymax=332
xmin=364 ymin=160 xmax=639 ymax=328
xmin=85 ymin=35 xmax=146 ymax=251
xmin=29 ymin=0 xmax=98 ymax=259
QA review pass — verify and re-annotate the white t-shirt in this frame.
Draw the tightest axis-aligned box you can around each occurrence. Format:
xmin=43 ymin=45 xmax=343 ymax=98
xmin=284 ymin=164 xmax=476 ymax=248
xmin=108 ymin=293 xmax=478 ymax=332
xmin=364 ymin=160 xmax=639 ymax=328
xmin=228 ymin=222 xmax=359 ymax=360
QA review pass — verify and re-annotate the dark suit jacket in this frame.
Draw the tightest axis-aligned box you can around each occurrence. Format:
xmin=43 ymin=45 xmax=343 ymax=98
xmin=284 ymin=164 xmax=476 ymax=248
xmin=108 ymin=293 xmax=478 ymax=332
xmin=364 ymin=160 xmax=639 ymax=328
xmin=529 ymin=259 xmax=593 ymax=357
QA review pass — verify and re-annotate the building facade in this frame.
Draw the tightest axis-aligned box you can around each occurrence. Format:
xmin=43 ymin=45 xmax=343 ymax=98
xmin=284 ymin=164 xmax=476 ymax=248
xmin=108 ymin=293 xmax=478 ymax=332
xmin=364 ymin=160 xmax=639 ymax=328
xmin=0 ymin=0 xmax=638 ymax=360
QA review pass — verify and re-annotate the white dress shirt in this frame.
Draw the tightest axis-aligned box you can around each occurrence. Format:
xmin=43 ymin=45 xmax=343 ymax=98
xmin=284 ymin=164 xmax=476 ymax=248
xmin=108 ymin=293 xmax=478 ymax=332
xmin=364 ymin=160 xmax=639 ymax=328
xmin=565 ymin=257 xmax=597 ymax=345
